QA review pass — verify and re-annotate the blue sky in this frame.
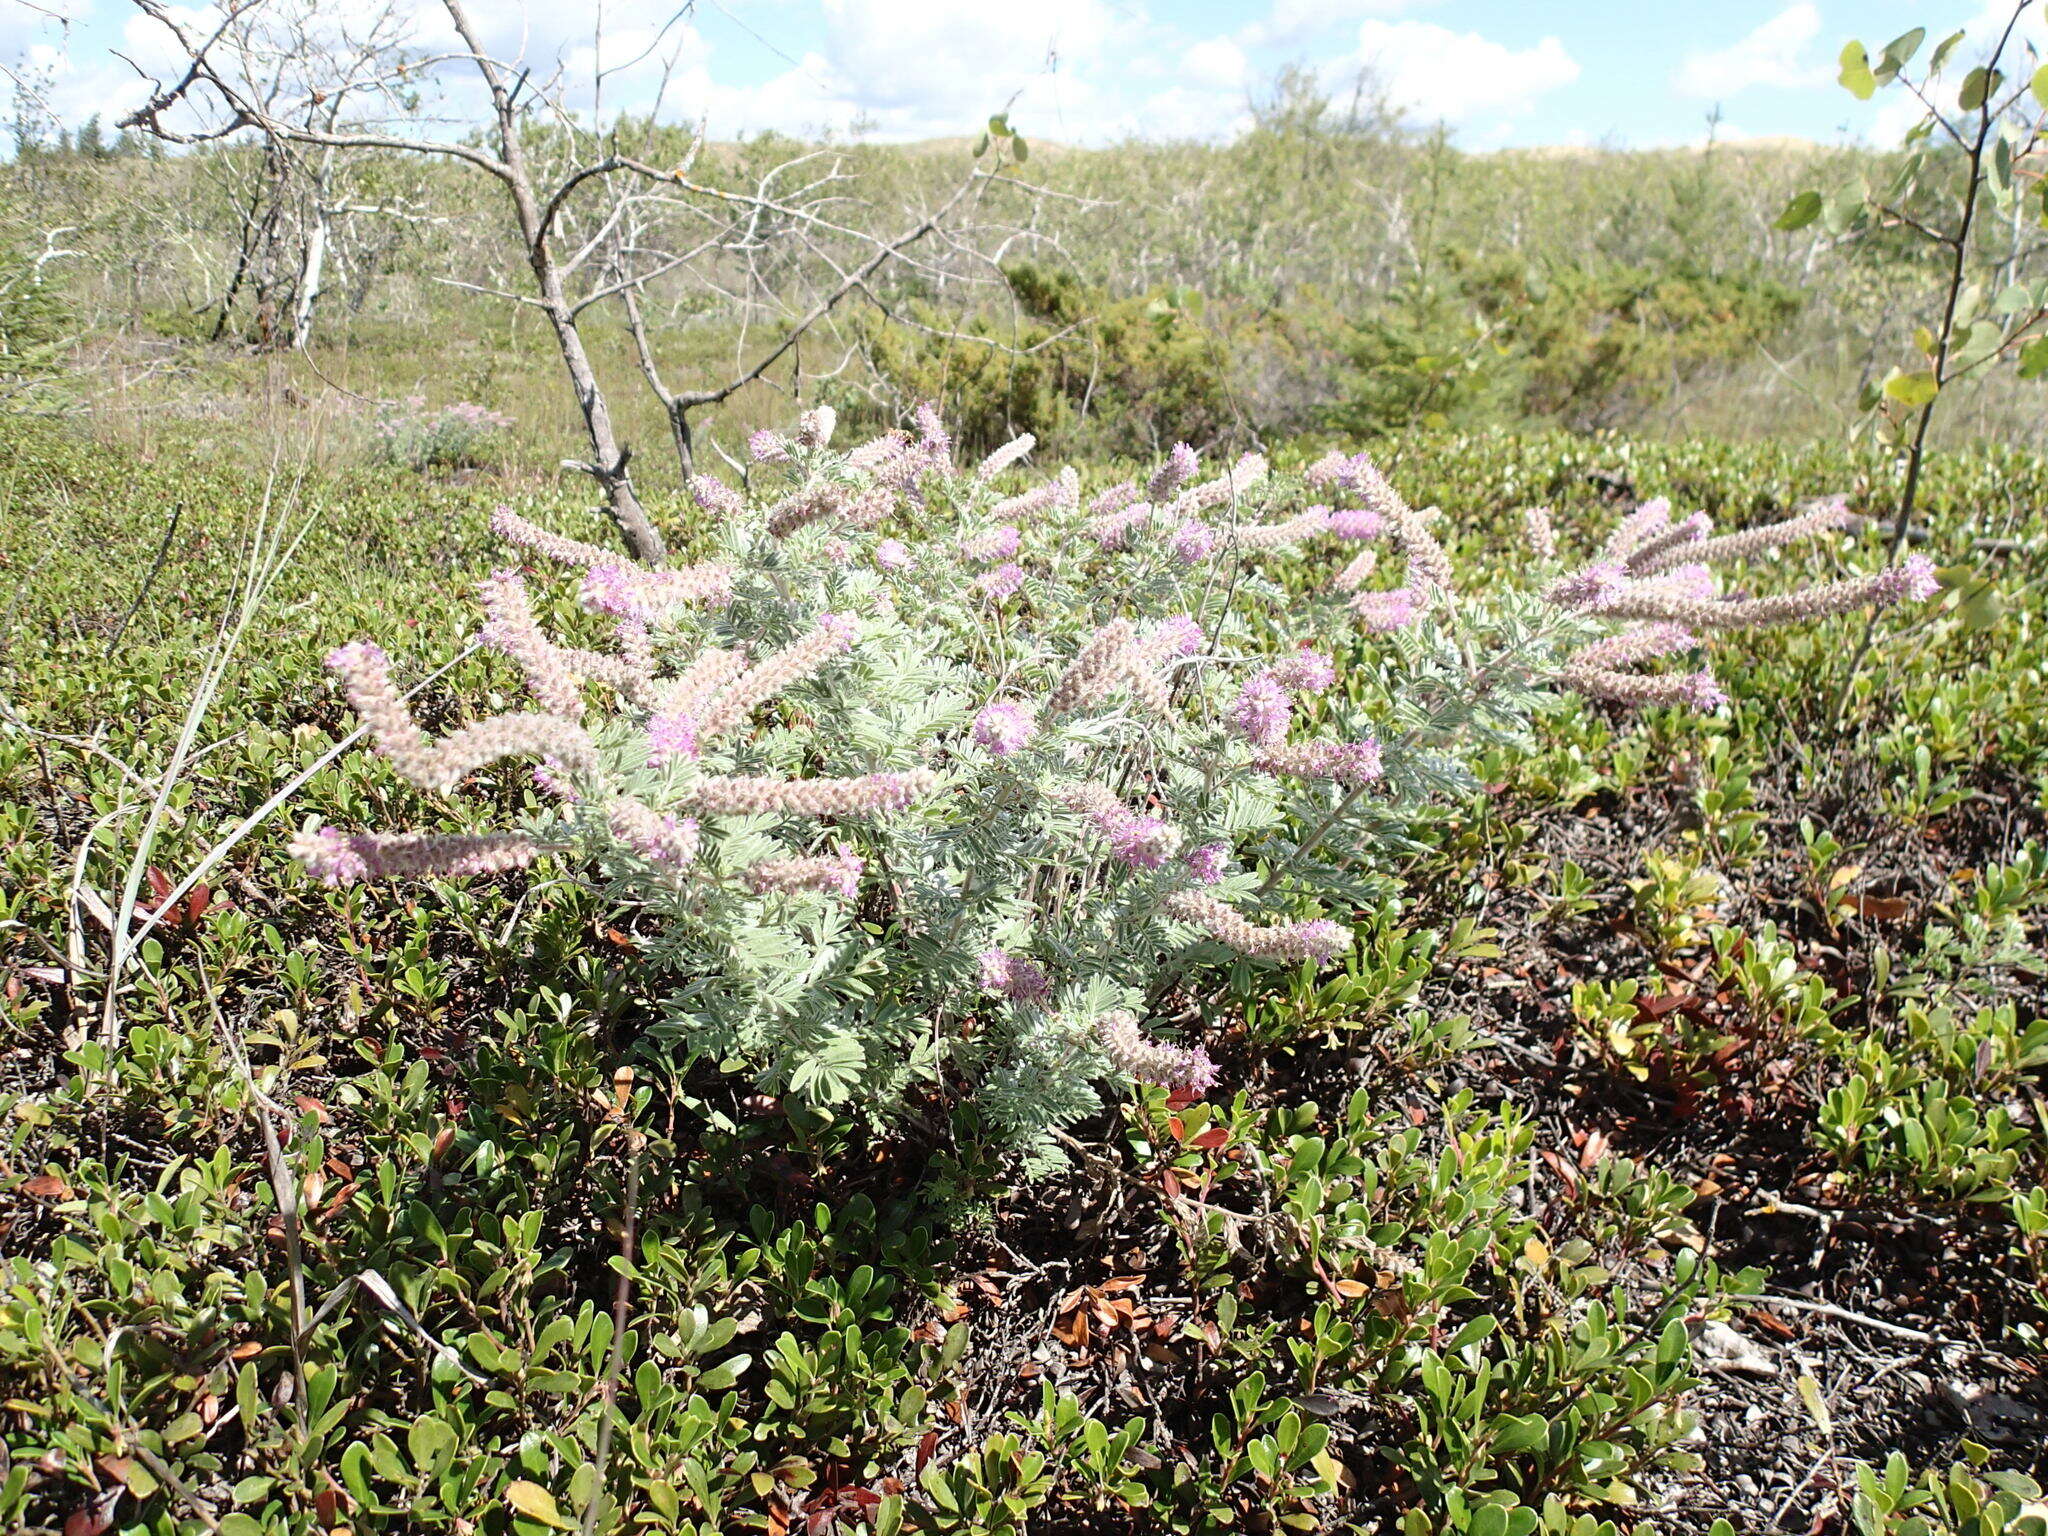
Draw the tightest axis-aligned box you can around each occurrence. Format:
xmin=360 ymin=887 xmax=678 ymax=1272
xmin=3 ymin=0 xmax=2041 ymax=150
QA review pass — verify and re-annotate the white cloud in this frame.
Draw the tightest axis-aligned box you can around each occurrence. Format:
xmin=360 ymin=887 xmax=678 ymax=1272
xmin=1181 ymin=37 xmax=1248 ymax=93
xmin=1246 ymin=0 xmax=1439 ymax=48
xmin=1339 ymin=19 xmax=1579 ymax=124
xmin=1674 ymin=4 xmax=1827 ymax=99
xmin=804 ymin=0 xmax=1123 ymax=138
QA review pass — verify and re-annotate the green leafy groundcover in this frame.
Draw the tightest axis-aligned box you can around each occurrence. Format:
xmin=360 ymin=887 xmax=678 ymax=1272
xmin=3 ymin=413 xmax=2047 ymax=1534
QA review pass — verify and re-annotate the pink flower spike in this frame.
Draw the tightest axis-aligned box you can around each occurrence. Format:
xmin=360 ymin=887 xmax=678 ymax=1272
xmin=975 ymin=563 xmax=1026 ymax=601
xmin=646 ymin=711 xmax=699 ymax=766
xmin=1270 ymin=648 xmax=1336 ymax=693
xmin=875 ymin=538 xmax=917 ymax=572
xmin=1328 ymin=507 xmax=1385 ymax=541
xmin=1544 ymin=562 xmax=1629 ymax=610
xmin=1352 ymin=586 xmax=1420 ymax=634
xmin=1227 ymin=671 xmax=1291 ymax=749
xmin=979 ymin=949 xmax=1051 ymax=1003
xmin=959 ymin=524 xmax=1022 ymax=563
xmin=1183 ymin=842 xmax=1229 ymax=885
xmin=972 ymin=702 xmax=1037 ymax=757
xmin=1168 ymin=519 xmax=1216 ymax=563
xmin=1880 ymin=554 xmax=1940 ymax=604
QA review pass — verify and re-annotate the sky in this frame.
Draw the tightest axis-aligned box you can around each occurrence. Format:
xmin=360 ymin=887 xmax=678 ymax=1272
xmin=3 ymin=0 xmax=2044 ymax=153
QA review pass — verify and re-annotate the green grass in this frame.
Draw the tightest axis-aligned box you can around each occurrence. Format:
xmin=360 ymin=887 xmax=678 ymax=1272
xmin=4 ymin=411 xmax=2047 ymax=1534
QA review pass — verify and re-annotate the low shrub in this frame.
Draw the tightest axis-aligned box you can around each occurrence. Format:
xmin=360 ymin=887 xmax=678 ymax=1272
xmin=295 ymin=404 xmax=1936 ymax=1161
xmin=372 ymin=395 xmax=513 ymax=471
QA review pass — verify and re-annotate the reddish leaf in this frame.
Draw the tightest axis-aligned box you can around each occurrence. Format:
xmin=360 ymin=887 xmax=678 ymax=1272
xmin=23 ymin=1174 xmax=69 ymax=1200
xmin=145 ymin=866 xmax=172 ymax=906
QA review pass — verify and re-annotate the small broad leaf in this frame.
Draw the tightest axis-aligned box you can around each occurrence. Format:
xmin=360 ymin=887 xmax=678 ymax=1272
xmin=1989 ymin=137 xmax=2015 ymax=205
xmin=1839 ymin=40 xmax=1877 ymax=100
xmin=1877 ymin=27 xmax=1926 ymax=79
xmin=2034 ymin=61 xmax=2048 ymax=111
xmin=1012 ymin=134 xmax=1029 ymax=162
xmin=506 ymin=1481 xmax=572 ymax=1530
xmin=2017 ymin=335 xmax=2048 ymax=381
xmin=987 ymin=113 xmax=1010 ymax=137
xmin=1775 ymin=190 xmax=1822 ymax=230
xmin=1882 ymin=368 xmax=1940 ymax=407
xmin=1930 ymin=29 xmax=1966 ymax=74
xmin=1959 ymin=66 xmax=1998 ymax=111
xmin=973 ymin=133 xmax=989 ymax=157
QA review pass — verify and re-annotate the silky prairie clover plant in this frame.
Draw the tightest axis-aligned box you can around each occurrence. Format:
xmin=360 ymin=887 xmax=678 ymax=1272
xmin=295 ymin=404 xmax=1936 ymax=1149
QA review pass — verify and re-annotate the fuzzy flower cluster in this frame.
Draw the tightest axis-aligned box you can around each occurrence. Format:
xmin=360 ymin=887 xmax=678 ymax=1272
xmin=744 ymin=842 xmax=865 ymax=900
xmin=972 ymin=702 xmax=1037 ymax=757
xmin=979 ymin=949 xmax=1052 ymax=1004
xmin=1095 ymin=1009 xmax=1217 ymax=1094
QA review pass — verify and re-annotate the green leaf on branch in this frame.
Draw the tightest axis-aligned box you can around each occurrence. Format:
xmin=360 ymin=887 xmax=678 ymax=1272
xmin=1012 ymin=135 xmax=1030 ymax=162
xmin=2018 ymin=335 xmax=2048 ymax=381
xmin=2033 ymin=62 xmax=2048 ymax=110
xmin=1930 ymin=29 xmax=1966 ymax=75
xmin=1990 ymin=137 xmax=2015 ymax=206
xmin=1882 ymin=368 xmax=1940 ymax=407
xmin=1959 ymin=67 xmax=1999 ymax=111
xmin=1876 ymin=27 xmax=1925 ymax=82
xmin=1839 ymin=41 xmax=1877 ymax=100
xmin=1775 ymin=191 xmax=1822 ymax=230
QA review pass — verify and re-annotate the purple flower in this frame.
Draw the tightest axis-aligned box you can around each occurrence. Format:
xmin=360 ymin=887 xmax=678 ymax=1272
xmin=1090 ymin=480 xmax=1140 ymax=516
xmin=1352 ymin=587 xmax=1421 ymax=633
xmin=1105 ymin=811 xmax=1180 ymax=870
xmin=875 ymin=538 xmax=917 ymax=572
xmin=1878 ymin=554 xmax=1940 ymax=604
xmin=914 ymin=400 xmax=950 ymax=458
xmin=960 ymin=524 xmax=1022 ymax=563
xmin=972 ymin=702 xmax=1037 ymax=757
xmin=1291 ymin=920 xmax=1349 ymax=962
xmin=1168 ymin=519 xmax=1216 ymax=563
xmin=1183 ymin=842 xmax=1229 ymax=885
xmin=816 ymin=611 xmax=860 ymax=648
xmin=1544 ymin=562 xmax=1630 ymax=610
xmin=1270 ymin=648 xmax=1335 ymax=693
xmin=979 ymin=948 xmax=1051 ymax=1003
xmin=1148 ymin=442 xmax=1198 ymax=501
xmin=975 ymin=563 xmax=1026 ymax=600
xmin=646 ymin=711 xmax=699 ymax=766
xmin=1227 ymin=670 xmax=1291 ymax=749
xmin=1684 ymin=671 xmax=1729 ymax=710
xmin=1328 ymin=507 xmax=1384 ymax=541
xmin=748 ymin=429 xmax=789 ymax=463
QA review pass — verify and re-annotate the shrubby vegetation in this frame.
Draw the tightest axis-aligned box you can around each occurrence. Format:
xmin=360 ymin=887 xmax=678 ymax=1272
xmin=7 ymin=398 xmax=2043 ymax=1532
xmin=5 ymin=10 xmax=2048 ymax=1534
